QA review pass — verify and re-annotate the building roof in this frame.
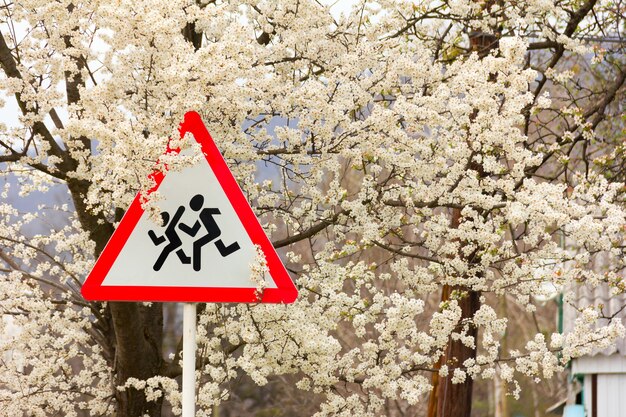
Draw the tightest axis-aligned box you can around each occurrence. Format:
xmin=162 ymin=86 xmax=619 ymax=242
xmin=562 ymin=283 xmax=626 ymax=356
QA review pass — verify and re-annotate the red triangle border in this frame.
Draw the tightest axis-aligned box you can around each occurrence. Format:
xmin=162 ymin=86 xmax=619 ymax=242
xmin=81 ymin=111 xmax=298 ymax=303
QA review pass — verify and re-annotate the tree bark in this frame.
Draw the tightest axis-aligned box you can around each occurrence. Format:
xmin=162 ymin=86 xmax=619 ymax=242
xmin=428 ymin=204 xmax=482 ymax=417
xmin=494 ymin=296 xmax=509 ymax=417
xmin=429 ymin=24 xmax=499 ymax=417
xmin=60 ymin=22 xmax=166 ymax=412
xmin=66 ymin=165 xmax=165 ymax=417
xmin=435 ymin=285 xmax=481 ymax=417
xmin=428 ymin=1 xmax=604 ymax=415
xmin=110 ymin=302 xmax=164 ymax=417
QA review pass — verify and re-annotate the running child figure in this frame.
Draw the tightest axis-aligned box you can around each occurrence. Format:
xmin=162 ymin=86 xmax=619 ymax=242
xmin=178 ymin=194 xmax=241 ymax=271
xmin=148 ymin=207 xmax=191 ymax=271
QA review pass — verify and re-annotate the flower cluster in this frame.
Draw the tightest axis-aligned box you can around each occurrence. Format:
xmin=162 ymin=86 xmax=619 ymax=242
xmin=1 ymin=0 xmax=624 ymax=415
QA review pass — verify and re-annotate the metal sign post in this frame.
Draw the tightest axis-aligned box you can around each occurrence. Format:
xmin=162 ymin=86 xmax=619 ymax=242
xmin=182 ymin=303 xmax=197 ymax=417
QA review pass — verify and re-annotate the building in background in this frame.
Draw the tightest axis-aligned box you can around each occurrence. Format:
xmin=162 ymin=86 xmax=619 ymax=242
xmin=562 ymin=285 xmax=626 ymax=417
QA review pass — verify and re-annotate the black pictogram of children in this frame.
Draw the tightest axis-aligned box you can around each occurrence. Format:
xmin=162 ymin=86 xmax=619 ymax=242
xmin=148 ymin=194 xmax=241 ymax=271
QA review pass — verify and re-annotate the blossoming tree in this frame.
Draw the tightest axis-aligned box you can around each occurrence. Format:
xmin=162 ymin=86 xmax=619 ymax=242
xmin=0 ymin=0 xmax=624 ymax=416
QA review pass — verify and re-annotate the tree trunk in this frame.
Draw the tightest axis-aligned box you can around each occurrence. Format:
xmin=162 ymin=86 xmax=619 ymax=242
xmin=67 ymin=179 xmax=165 ymax=417
xmin=428 ymin=12 xmax=501 ymax=415
xmin=494 ymin=296 xmax=509 ymax=417
xmin=435 ymin=285 xmax=480 ymax=417
xmin=110 ymin=302 xmax=164 ymax=417
xmin=428 ymin=207 xmax=482 ymax=417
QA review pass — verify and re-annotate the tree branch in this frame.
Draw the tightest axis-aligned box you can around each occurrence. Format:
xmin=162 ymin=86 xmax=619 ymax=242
xmin=0 ymin=30 xmax=73 ymax=176
xmin=272 ymin=210 xmax=347 ymax=248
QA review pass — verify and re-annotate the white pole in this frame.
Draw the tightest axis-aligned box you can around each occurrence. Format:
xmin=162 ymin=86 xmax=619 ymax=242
xmin=182 ymin=303 xmax=197 ymax=417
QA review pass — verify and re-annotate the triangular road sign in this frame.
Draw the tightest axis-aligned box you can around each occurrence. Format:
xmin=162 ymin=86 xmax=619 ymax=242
xmin=82 ymin=111 xmax=298 ymax=303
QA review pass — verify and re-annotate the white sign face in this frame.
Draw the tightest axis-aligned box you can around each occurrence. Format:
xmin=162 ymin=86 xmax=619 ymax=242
xmin=101 ymin=145 xmax=276 ymax=289
xmin=82 ymin=111 xmax=298 ymax=303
